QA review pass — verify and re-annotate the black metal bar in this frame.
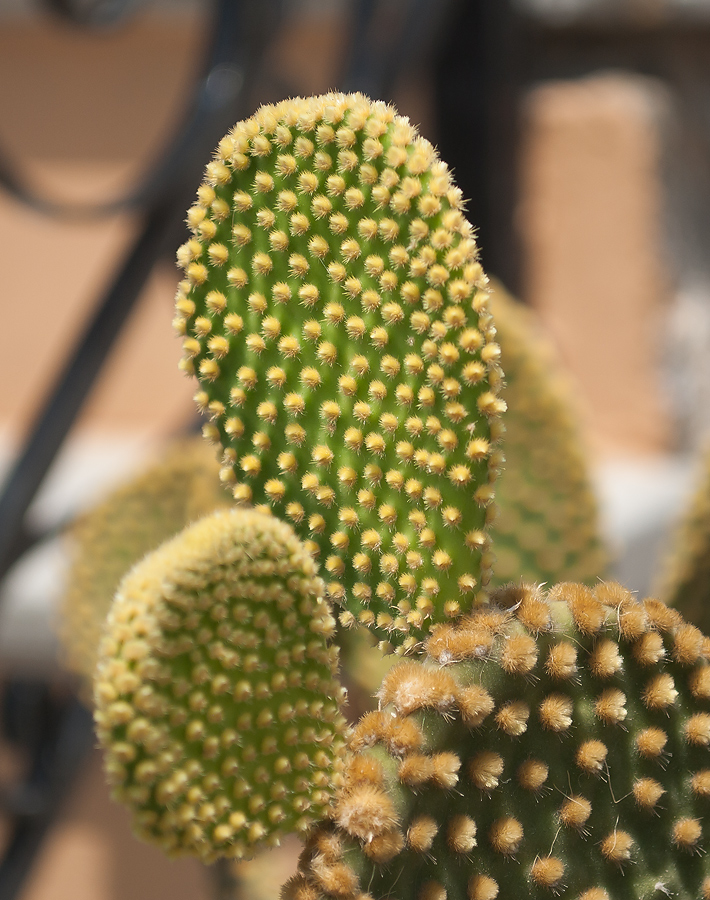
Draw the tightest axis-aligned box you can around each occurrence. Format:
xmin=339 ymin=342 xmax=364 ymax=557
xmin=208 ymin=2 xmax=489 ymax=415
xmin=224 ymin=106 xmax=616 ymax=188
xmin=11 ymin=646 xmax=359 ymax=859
xmin=0 ymin=196 xmax=186 ymax=579
xmin=0 ymin=695 xmax=94 ymax=900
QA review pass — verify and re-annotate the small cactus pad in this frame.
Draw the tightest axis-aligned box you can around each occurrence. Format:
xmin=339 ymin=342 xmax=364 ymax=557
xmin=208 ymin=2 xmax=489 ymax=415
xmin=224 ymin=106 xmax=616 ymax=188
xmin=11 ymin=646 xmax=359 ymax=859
xmin=61 ymin=437 xmax=230 ymax=687
xmin=654 ymin=445 xmax=710 ymax=633
xmin=489 ymin=284 xmax=608 ymax=587
xmin=94 ymin=508 xmax=348 ymax=862
xmin=285 ymin=582 xmax=710 ymax=899
xmin=174 ymin=92 xmax=505 ymax=652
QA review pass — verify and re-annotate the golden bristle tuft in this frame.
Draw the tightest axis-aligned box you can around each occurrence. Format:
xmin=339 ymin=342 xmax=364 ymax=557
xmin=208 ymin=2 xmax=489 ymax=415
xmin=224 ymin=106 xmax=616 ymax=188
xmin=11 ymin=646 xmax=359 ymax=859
xmin=599 ymin=830 xmax=634 ymax=865
xmin=500 ymin=633 xmax=538 ymax=675
xmin=419 ymin=881 xmax=447 ymax=900
xmin=363 ymin=829 xmax=405 ymax=863
xmin=379 ymin=662 xmax=457 ymax=715
xmin=672 ymin=817 xmax=702 ymax=851
xmin=447 ymin=815 xmax=477 ymax=853
xmin=488 ymin=817 xmax=523 ymax=855
xmin=468 ymin=875 xmax=499 ymax=900
xmin=468 ymin=751 xmax=504 ymax=792
xmin=558 ymin=795 xmax=591 ymax=830
xmin=632 ymin=777 xmax=664 ymax=810
xmin=635 ymin=726 xmax=668 ymax=759
xmin=530 ymin=856 xmax=565 ymax=889
xmin=407 ymin=815 xmax=438 ymax=852
xmin=456 ymin=684 xmax=495 ymax=726
xmin=494 ymin=701 xmax=530 ymax=736
xmin=587 ymin=638 xmax=621 ymax=681
xmin=673 ymin=623 xmax=704 ymax=665
xmin=575 ymin=740 xmax=607 ymax=775
xmin=550 ymin=583 xmax=604 ymax=634
xmin=545 ymin=641 xmax=578 ymax=680
xmin=349 ymin=711 xmax=389 ymax=752
xmin=398 ymin=754 xmax=434 ymax=787
xmin=334 ymin=783 xmax=398 ymax=840
xmin=539 ymin=694 xmax=573 ymax=732
xmin=517 ymin=758 xmax=548 ymax=792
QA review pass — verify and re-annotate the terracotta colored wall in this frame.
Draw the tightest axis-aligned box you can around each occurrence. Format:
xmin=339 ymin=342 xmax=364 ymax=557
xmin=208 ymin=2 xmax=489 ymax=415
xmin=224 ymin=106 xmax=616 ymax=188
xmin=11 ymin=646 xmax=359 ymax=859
xmin=520 ymin=72 xmax=672 ymax=456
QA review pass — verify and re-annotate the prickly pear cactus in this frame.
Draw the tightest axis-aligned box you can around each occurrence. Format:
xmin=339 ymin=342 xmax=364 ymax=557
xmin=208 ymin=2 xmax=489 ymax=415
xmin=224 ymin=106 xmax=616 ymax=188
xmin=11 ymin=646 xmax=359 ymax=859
xmin=489 ymin=284 xmax=607 ymax=587
xmin=60 ymin=437 xmax=230 ymax=687
xmin=174 ymin=92 xmax=506 ymax=652
xmin=654 ymin=445 xmax=710 ymax=634
xmin=93 ymin=508 xmax=348 ymax=862
xmin=286 ymin=582 xmax=710 ymax=899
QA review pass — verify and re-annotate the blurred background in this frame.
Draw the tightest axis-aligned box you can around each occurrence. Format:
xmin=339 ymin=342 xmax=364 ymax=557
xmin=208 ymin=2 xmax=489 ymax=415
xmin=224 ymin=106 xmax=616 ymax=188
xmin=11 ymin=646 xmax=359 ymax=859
xmin=1 ymin=0 xmax=710 ymax=896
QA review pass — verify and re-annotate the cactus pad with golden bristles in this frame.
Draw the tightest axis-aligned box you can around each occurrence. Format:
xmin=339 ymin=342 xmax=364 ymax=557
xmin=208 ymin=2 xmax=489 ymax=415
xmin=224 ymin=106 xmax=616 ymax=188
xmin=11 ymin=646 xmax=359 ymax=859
xmin=60 ymin=438 xmax=230 ymax=688
xmin=174 ymin=93 xmax=505 ymax=652
xmin=93 ymin=508 xmax=348 ymax=862
xmin=489 ymin=284 xmax=608 ymax=587
xmin=285 ymin=582 xmax=710 ymax=899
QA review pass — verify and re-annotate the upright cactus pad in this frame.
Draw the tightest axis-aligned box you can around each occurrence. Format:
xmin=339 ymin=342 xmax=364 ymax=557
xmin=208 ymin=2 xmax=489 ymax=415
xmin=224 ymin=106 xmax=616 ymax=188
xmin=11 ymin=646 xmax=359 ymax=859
xmin=93 ymin=508 xmax=348 ymax=862
xmin=286 ymin=582 xmax=710 ymax=899
xmin=60 ymin=437 xmax=230 ymax=687
xmin=654 ymin=446 xmax=710 ymax=633
xmin=489 ymin=284 xmax=608 ymax=587
xmin=174 ymin=93 xmax=505 ymax=652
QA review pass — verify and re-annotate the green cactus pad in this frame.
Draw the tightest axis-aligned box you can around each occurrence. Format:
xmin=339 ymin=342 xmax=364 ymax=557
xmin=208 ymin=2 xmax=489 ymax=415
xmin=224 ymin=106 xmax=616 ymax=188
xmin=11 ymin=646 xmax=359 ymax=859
xmin=174 ymin=93 xmax=505 ymax=653
xmin=654 ymin=446 xmax=710 ymax=633
xmin=93 ymin=508 xmax=348 ymax=862
xmin=489 ymin=284 xmax=608 ymax=587
xmin=60 ymin=437 xmax=231 ymax=688
xmin=285 ymin=582 xmax=710 ymax=899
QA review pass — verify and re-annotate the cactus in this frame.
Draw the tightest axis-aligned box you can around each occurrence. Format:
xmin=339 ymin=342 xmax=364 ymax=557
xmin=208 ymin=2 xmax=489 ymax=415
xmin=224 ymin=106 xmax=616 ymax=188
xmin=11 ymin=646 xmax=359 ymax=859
xmin=654 ymin=445 xmax=710 ymax=633
xmin=286 ymin=581 xmax=710 ymax=900
xmin=489 ymin=284 xmax=607 ymax=588
xmin=86 ymin=91 xmax=700 ymax=899
xmin=173 ymin=92 xmax=506 ymax=653
xmin=60 ymin=437 xmax=231 ymax=688
xmin=93 ymin=508 xmax=348 ymax=863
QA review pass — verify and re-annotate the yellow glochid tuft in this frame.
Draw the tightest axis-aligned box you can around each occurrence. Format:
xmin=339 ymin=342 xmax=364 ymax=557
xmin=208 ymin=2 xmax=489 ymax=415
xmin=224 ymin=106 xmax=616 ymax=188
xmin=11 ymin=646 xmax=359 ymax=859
xmin=94 ymin=508 xmax=347 ymax=862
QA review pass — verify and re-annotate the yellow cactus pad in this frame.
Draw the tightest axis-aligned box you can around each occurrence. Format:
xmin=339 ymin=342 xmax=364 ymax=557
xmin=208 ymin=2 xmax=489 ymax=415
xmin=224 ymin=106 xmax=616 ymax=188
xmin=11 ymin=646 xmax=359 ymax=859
xmin=94 ymin=508 xmax=348 ymax=862
xmin=60 ymin=437 xmax=231 ymax=688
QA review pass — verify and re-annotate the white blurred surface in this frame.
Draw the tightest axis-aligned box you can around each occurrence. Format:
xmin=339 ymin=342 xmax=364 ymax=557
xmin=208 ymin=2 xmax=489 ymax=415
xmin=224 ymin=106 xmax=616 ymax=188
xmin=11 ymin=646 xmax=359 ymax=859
xmin=593 ymin=454 xmax=698 ymax=597
xmin=0 ymin=431 xmax=161 ymax=673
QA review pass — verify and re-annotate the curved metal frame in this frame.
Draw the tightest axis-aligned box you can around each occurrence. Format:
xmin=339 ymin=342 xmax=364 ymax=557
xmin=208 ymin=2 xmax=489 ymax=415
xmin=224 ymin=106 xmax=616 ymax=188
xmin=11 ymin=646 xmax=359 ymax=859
xmin=0 ymin=3 xmax=446 ymax=897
